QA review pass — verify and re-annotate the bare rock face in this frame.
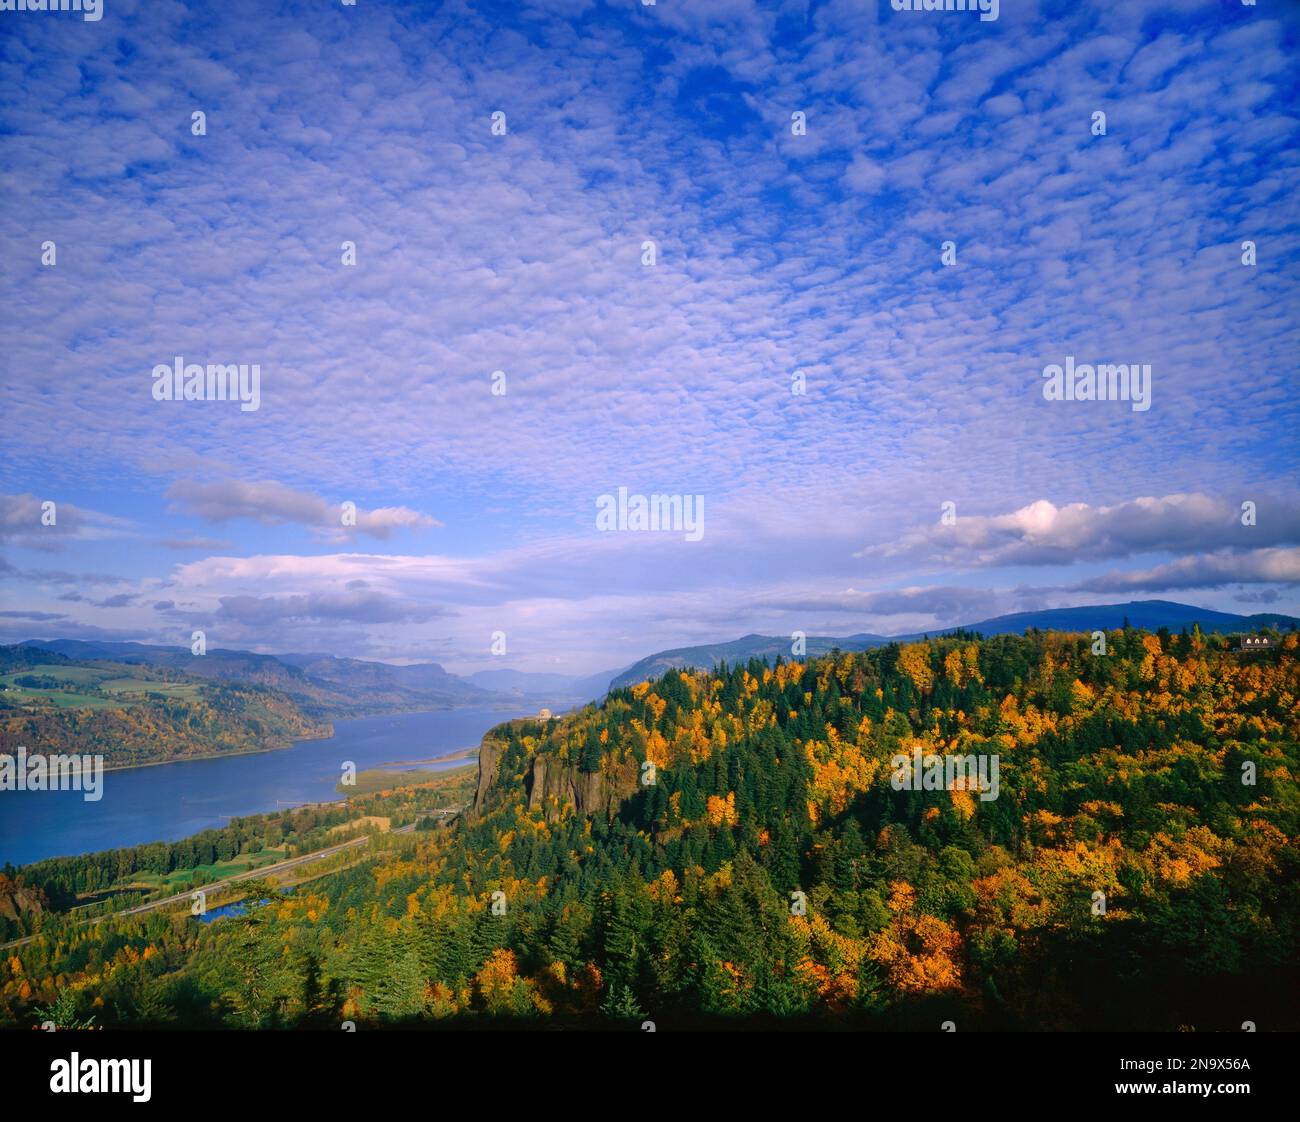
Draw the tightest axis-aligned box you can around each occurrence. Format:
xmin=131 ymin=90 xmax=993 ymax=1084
xmin=471 ymin=720 xmax=638 ymax=824
xmin=0 ymin=876 xmax=47 ymax=923
xmin=526 ymin=753 xmax=638 ymax=823
xmin=471 ymin=734 xmax=505 ymax=818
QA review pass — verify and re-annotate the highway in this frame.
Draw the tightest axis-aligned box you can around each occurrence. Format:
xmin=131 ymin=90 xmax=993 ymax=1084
xmin=1 ymin=808 xmax=459 ymax=951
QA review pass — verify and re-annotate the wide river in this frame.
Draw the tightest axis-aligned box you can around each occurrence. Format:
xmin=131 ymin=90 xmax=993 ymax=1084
xmin=0 ymin=706 xmax=531 ymax=867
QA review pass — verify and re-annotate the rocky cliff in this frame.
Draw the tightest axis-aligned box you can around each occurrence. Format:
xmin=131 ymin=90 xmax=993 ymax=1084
xmin=473 ymin=732 xmax=505 ymax=816
xmin=525 ymin=752 xmax=638 ymax=823
xmin=0 ymin=876 xmax=47 ymax=924
xmin=471 ymin=721 xmax=638 ymax=824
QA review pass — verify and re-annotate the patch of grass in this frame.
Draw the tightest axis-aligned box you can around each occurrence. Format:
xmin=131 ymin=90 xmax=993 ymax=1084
xmin=0 ymin=662 xmax=204 ymax=710
xmin=1 ymin=665 xmax=115 ymax=687
xmin=7 ymin=689 xmax=125 ymax=709
xmin=340 ymin=767 xmax=447 ymax=794
xmin=99 ymin=678 xmax=201 ymax=699
xmin=117 ymin=849 xmax=290 ymax=892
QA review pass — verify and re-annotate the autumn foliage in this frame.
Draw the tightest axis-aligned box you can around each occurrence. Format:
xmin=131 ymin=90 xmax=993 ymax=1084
xmin=3 ymin=626 xmax=1297 ymax=1030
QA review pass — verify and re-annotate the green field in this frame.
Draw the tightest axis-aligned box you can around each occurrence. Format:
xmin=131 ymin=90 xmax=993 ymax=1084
xmin=115 ymin=849 xmax=291 ymax=894
xmin=7 ymin=666 xmax=111 ymax=685
xmin=338 ymin=767 xmax=449 ymax=794
xmin=0 ymin=662 xmax=200 ymax=710
xmin=99 ymin=677 xmax=201 ymax=699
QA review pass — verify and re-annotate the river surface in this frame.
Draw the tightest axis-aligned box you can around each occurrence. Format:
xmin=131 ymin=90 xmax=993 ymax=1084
xmin=0 ymin=707 xmax=530 ymax=867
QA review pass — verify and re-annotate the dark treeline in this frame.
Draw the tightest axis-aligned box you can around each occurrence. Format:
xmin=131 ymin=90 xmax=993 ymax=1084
xmin=4 ymin=780 xmax=469 ymax=920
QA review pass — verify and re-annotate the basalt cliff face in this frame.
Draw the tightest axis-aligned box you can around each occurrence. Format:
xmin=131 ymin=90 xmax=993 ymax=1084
xmin=525 ymin=752 xmax=638 ymax=822
xmin=0 ymin=876 xmax=47 ymax=924
xmin=472 ymin=731 xmax=505 ymax=816
xmin=471 ymin=721 xmax=637 ymax=824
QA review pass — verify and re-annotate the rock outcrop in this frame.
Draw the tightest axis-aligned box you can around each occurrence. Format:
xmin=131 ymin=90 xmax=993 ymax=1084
xmin=472 ymin=732 xmax=505 ymax=817
xmin=471 ymin=722 xmax=638 ymax=824
xmin=0 ymin=876 xmax=47 ymax=923
xmin=525 ymin=752 xmax=638 ymax=823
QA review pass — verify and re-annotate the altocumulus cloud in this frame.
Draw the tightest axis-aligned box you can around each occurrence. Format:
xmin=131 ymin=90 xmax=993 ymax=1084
xmin=166 ymin=480 xmax=439 ymax=541
xmin=0 ymin=0 xmax=1297 ymax=667
xmin=858 ymin=495 xmax=1300 ymax=570
xmin=1073 ymin=547 xmax=1300 ymax=595
xmin=747 ymin=586 xmax=1001 ymax=620
xmin=216 ymin=590 xmax=452 ymax=625
xmin=0 ymin=493 xmax=131 ymax=547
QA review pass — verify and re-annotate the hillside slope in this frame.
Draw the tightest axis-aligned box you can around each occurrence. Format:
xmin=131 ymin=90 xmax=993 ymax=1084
xmin=0 ymin=654 xmax=330 ymax=768
xmin=10 ymin=622 xmax=1294 ymax=1030
xmin=607 ymin=599 xmax=1298 ymax=690
xmin=19 ymin=640 xmax=496 ymax=717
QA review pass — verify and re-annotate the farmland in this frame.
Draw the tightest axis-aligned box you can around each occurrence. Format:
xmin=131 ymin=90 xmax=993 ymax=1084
xmin=0 ymin=661 xmax=204 ymax=710
xmin=0 ymin=653 xmax=330 ymax=768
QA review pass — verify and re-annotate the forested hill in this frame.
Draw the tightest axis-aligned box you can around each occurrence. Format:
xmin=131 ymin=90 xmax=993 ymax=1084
xmin=4 ymin=625 xmax=1297 ymax=1030
xmin=0 ymin=650 xmax=330 ymax=768
xmin=606 ymin=600 xmax=1299 ymax=691
xmin=0 ymin=639 xmax=500 ymax=768
xmin=13 ymin=639 xmax=494 ymax=717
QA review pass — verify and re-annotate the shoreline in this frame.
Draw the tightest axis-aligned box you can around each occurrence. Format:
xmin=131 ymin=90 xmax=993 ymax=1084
xmin=91 ymin=703 xmax=524 ymax=775
xmin=97 ymin=725 xmax=335 ymax=774
xmin=372 ymin=744 xmax=480 ymax=768
xmin=4 ymin=711 xmax=516 ymax=867
xmin=3 ymin=707 xmax=530 ymax=867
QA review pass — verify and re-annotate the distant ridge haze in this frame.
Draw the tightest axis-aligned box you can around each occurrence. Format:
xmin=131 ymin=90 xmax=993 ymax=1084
xmin=604 ymin=600 xmax=1299 ymax=692
xmin=12 ymin=599 xmax=1295 ymax=709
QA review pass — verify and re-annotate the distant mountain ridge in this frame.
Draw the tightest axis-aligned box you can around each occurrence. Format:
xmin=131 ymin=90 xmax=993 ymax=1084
xmin=11 ymin=638 xmax=609 ymax=715
xmin=927 ymin=601 xmax=1298 ymax=640
xmin=0 ymin=648 xmax=331 ymax=768
xmin=12 ymin=600 xmax=1296 ymax=712
xmin=15 ymin=639 xmax=497 ymax=718
xmin=467 ymin=666 xmax=628 ymax=704
xmin=467 ymin=669 xmax=590 ymax=695
xmin=606 ymin=633 xmax=886 ymax=693
xmin=606 ymin=600 xmax=1298 ymax=691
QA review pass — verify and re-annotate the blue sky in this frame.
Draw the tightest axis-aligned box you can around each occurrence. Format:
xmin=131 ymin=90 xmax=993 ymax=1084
xmin=1 ymin=0 xmax=1298 ymax=676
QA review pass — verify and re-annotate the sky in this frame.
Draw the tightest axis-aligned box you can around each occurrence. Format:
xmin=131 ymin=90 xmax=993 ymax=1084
xmin=1 ymin=0 xmax=1298 ymax=678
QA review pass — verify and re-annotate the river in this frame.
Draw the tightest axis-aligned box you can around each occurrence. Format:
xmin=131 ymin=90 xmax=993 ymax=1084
xmin=0 ymin=706 xmax=531 ymax=867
